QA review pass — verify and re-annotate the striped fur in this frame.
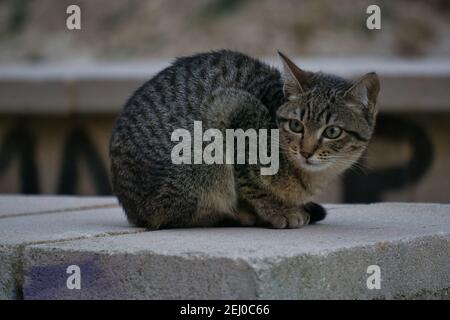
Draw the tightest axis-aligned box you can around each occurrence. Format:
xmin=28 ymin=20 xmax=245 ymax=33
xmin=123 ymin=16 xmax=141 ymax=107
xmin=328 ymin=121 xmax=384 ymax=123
xmin=110 ymin=50 xmax=379 ymax=229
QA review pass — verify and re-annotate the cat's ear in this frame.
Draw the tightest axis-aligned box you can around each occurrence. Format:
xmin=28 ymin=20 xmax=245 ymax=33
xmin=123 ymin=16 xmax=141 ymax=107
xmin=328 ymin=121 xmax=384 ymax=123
xmin=344 ymin=72 xmax=380 ymax=107
xmin=278 ymin=51 xmax=313 ymax=100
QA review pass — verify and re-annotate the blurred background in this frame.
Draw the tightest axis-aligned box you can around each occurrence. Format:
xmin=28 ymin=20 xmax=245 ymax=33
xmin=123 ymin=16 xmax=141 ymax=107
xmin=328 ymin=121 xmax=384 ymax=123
xmin=0 ymin=0 xmax=449 ymax=203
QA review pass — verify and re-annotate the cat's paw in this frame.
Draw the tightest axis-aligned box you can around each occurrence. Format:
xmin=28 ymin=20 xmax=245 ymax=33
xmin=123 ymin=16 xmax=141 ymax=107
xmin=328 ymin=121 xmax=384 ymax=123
xmin=267 ymin=211 xmax=310 ymax=229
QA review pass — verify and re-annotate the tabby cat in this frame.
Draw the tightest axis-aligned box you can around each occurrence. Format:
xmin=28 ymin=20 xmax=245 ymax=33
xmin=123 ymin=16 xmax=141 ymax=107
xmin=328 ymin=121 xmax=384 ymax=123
xmin=110 ymin=50 xmax=379 ymax=229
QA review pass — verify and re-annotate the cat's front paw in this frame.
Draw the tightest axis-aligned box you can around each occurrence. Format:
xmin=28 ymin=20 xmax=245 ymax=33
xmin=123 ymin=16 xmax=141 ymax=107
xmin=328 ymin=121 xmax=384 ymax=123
xmin=267 ymin=211 xmax=310 ymax=229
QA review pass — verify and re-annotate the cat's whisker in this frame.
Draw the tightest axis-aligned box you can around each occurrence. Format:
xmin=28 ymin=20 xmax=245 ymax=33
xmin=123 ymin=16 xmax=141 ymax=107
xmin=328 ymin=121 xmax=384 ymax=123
xmin=330 ymin=158 xmax=370 ymax=175
xmin=333 ymin=157 xmax=373 ymax=171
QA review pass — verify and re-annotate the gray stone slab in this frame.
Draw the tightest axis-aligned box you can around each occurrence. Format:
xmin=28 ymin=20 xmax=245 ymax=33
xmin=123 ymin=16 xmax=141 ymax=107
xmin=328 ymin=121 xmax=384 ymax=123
xmin=1 ymin=58 xmax=450 ymax=114
xmin=0 ymin=80 xmax=68 ymax=114
xmin=0 ymin=195 xmax=118 ymax=218
xmin=22 ymin=203 xmax=450 ymax=300
xmin=0 ymin=204 xmax=142 ymax=300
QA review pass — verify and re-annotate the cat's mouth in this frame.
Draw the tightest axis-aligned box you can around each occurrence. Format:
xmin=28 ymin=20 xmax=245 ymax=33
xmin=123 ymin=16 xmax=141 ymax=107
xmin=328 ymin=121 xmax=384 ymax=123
xmin=297 ymin=157 xmax=331 ymax=172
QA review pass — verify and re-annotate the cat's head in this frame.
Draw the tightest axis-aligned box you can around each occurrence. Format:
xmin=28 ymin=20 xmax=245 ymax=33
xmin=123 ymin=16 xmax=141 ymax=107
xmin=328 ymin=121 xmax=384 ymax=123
xmin=276 ymin=51 xmax=380 ymax=173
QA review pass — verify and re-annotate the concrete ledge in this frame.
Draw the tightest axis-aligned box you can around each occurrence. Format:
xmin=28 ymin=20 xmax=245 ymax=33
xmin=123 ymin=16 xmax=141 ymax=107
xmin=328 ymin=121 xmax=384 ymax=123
xmin=1 ymin=197 xmax=448 ymax=299
xmin=0 ymin=195 xmax=118 ymax=218
xmin=1 ymin=58 xmax=450 ymax=114
xmin=0 ymin=196 xmax=143 ymax=299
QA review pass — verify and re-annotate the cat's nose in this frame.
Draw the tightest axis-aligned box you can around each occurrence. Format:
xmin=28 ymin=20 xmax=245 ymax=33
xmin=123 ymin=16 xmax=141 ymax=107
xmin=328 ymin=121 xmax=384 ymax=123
xmin=300 ymin=151 xmax=313 ymax=159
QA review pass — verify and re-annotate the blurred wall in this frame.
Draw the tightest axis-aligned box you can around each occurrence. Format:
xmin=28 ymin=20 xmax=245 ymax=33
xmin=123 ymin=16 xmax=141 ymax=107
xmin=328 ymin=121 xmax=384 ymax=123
xmin=0 ymin=113 xmax=449 ymax=203
xmin=1 ymin=0 xmax=450 ymax=62
xmin=0 ymin=0 xmax=449 ymax=202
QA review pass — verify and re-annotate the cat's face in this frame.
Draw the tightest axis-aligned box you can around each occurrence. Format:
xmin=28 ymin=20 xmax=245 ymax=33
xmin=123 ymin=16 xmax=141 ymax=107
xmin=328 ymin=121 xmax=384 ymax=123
xmin=277 ymin=92 xmax=376 ymax=172
xmin=276 ymin=52 xmax=379 ymax=173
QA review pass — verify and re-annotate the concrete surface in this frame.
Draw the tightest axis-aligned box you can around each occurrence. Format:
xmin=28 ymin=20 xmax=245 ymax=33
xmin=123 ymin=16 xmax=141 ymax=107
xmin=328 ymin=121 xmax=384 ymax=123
xmin=0 ymin=198 xmax=447 ymax=300
xmin=1 ymin=58 xmax=450 ymax=113
xmin=0 ymin=196 xmax=142 ymax=299
xmin=0 ymin=195 xmax=117 ymax=218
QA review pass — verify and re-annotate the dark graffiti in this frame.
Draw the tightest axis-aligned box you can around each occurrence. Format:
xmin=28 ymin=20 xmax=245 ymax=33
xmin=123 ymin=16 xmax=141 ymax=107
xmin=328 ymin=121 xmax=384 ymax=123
xmin=0 ymin=120 xmax=39 ymax=193
xmin=343 ymin=115 xmax=434 ymax=202
xmin=0 ymin=121 xmax=111 ymax=195
xmin=57 ymin=128 xmax=111 ymax=195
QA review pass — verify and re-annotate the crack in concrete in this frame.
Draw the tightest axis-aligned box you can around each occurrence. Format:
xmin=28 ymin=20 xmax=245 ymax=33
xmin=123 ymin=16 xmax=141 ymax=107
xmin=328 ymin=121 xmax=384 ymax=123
xmin=0 ymin=203 xmax=120 ymax=220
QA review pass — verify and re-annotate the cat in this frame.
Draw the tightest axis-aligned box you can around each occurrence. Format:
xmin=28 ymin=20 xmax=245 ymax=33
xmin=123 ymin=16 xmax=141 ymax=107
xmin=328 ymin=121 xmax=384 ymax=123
xmin=110 ymin=50 xmax=379 ymax=229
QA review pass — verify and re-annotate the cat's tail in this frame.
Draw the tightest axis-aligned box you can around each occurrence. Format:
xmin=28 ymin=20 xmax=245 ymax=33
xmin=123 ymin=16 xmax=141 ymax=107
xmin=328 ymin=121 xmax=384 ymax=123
xmin=303 ymin=202 xmax=327 ymax=223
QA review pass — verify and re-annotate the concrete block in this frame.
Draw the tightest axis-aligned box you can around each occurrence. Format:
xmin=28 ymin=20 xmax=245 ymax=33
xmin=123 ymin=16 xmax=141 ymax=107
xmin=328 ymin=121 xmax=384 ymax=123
xmin=22 ymin=203 xmax=450 ymax=299
xmin=0 ymin=199 xmax=141 ymax=299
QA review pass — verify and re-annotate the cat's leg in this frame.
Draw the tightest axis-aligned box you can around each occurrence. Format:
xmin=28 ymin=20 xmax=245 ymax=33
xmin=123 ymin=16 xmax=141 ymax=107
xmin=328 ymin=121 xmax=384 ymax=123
xmin=245 ymin=196 xmax=310 ymax=229
xmin=234 ymin=198 xmax=258 ymax=227
xmin=113 ymin=158 xmax=205 ymax=230
xmin=189 ymin=163 xmax=240 ymax=227
xmin=197 ymin=87 xmax=275 ymax=227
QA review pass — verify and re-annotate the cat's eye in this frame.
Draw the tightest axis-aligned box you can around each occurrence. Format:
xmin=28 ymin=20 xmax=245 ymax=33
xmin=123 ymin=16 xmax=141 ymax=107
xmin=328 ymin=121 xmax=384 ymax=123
xmin=323 ymin=126 xmax=342 ymax=139
xmin=288 ymin=120 xmax=304 ymax=133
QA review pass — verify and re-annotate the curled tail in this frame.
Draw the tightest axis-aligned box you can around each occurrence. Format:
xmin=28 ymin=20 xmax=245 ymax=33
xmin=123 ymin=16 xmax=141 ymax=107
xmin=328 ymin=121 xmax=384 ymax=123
xmin=304 ymin=202 xmax=327 ymax=223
